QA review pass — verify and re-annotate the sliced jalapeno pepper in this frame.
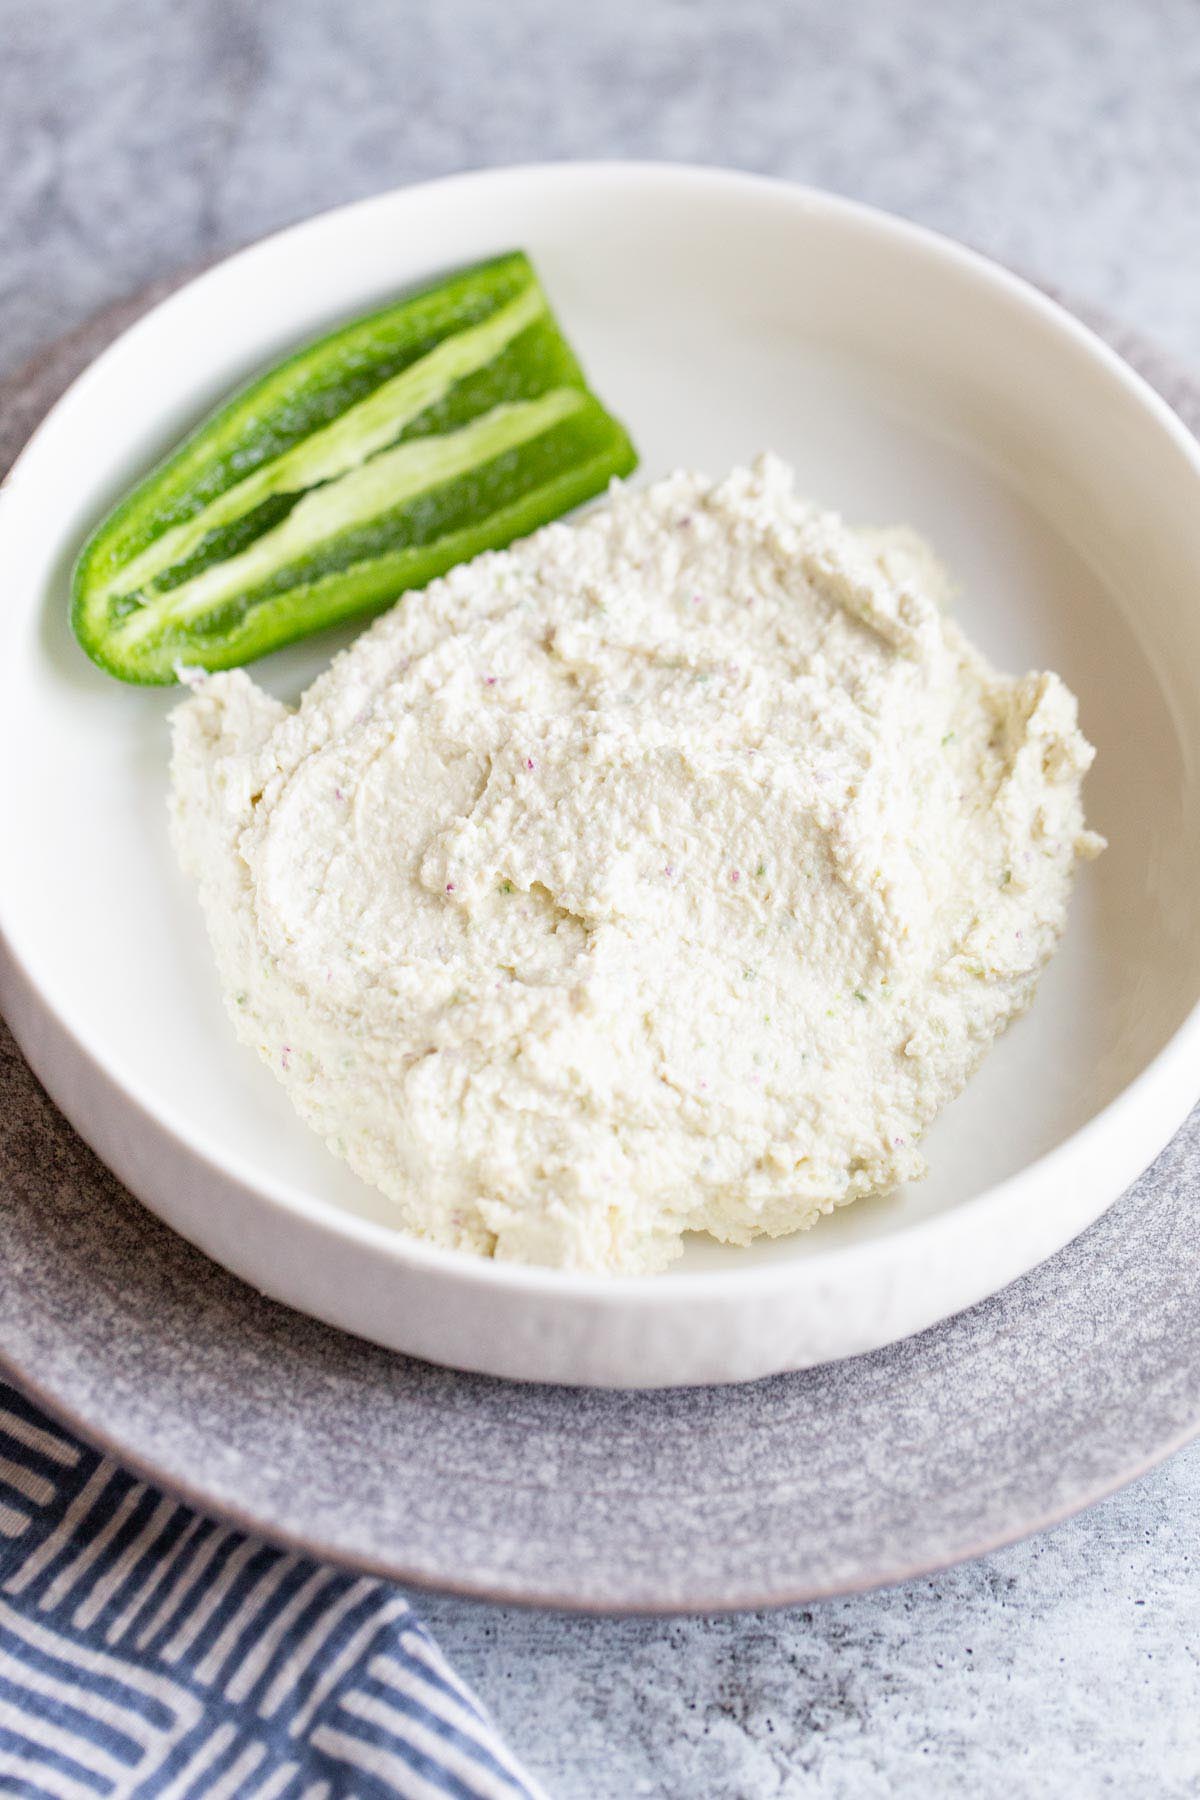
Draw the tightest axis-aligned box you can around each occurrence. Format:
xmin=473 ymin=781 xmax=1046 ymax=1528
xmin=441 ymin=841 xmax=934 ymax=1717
xmin=72 ymin=251 xmax=637 ymax=683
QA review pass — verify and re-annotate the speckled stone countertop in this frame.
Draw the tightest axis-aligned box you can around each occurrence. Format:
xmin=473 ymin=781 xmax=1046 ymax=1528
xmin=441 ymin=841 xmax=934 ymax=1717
xmin=3 ymin=1 xmax=1200 ymax=1792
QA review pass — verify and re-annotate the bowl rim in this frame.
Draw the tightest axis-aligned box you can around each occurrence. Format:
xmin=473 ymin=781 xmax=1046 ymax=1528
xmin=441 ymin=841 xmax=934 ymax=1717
xmin=3 ymin=157 xmax=1200 ymax=1306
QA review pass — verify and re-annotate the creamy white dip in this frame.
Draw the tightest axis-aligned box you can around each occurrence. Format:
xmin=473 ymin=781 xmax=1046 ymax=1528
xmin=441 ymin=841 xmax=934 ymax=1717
xmin=171 ymin=455 xmax=1102 ymax=1274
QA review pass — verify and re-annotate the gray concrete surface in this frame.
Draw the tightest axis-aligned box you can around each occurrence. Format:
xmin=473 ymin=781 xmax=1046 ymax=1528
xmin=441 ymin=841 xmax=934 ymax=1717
xmin=3 ymin=0 xmax=1200 ymax=1792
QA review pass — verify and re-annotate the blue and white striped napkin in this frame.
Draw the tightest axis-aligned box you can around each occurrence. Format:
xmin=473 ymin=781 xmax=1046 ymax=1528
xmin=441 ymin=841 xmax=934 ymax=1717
xmin=0 ymin=1382 xmax=547 ymax=1799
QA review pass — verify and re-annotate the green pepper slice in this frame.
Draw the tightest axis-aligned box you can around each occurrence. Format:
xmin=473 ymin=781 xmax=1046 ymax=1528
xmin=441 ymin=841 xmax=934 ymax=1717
xmin=72 ymin=251 xmax=637 ymax=684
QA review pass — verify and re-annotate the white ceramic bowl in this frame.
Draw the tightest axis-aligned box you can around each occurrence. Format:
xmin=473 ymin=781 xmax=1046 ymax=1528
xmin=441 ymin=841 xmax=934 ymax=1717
xmin=2 ymin=164 xmax=1199 ymax=1387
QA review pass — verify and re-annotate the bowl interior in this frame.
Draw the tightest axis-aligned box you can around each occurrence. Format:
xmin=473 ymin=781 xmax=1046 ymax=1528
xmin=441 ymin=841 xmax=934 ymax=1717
xmin=2 ymin=166 xmax=1199 ymax=1279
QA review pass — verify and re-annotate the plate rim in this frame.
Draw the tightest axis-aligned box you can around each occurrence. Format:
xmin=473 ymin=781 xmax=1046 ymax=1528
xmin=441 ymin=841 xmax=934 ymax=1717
xmin=3 ymin=1329 xmax=1197 ymax=1616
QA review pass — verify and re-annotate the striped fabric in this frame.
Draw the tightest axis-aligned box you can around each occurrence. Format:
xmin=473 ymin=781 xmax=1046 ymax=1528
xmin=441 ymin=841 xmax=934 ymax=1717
xmin=0 ymin=1384 xmax=546 ymax=1800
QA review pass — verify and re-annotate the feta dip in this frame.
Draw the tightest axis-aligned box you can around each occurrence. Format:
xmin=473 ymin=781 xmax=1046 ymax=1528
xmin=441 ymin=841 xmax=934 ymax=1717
xmin=170 ymin=455 xmax=1102 ymax=1275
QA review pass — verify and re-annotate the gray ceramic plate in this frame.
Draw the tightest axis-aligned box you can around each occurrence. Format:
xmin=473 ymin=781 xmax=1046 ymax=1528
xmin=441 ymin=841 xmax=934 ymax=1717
xmin=1 ymin=281 xmax=1199 ymax=1612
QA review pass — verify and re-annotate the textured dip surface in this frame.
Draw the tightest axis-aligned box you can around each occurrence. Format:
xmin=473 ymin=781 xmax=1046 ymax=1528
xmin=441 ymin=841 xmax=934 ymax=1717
xmin=170 ymin=456 xmax=1102 ymax=1274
